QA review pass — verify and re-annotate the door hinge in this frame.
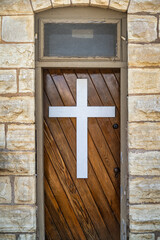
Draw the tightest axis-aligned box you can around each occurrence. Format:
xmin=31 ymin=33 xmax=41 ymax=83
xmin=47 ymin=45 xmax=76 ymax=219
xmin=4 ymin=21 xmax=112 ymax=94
xmin=35 ymin=33 xmax=38 ymax=40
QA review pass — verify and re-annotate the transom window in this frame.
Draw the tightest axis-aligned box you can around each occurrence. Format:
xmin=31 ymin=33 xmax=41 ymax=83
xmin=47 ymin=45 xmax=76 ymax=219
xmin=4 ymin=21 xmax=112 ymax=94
xmin=36 ymin=7 xmax=126 ymax=62
xmin=44 ymin=23 xmax=117 ymax=58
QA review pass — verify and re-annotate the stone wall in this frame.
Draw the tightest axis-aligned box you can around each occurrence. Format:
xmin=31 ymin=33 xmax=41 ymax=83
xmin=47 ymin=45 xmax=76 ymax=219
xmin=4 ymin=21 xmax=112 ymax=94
xmin=0 ymin=0 xmax=160 ymax=239
xmin=0 ymin=1 xmax=36 ymax=239
xmin=128 ymin=1 xmax=160 ymax=239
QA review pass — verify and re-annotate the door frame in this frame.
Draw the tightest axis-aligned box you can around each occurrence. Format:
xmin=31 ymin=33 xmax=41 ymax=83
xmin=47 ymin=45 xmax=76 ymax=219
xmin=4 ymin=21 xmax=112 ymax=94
xmin=35 ymin=7 xmax=128 ymax=240
xmin=36 ymin=64 xmax=128 ymax=240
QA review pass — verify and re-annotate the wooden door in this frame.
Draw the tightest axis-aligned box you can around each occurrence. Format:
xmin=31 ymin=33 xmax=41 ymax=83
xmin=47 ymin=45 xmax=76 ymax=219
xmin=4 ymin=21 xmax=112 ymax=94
xmin=43 ymin=69 xmax=120 ymax=240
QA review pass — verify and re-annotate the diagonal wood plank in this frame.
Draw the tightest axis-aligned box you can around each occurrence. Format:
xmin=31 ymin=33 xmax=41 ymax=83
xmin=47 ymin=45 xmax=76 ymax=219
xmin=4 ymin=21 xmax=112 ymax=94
xmin=44 ymin=68 xmax=120 ymax=240
xmin=50 ymin=112 xmax=120 ymax=237
xmin=84 ymin=70 xmax=120 ymax=165
xmin=45 ymin=205 xmax=61 ymax=240
xmin=44 ymin=119 xmax=100 ymax=240
xmin=45 ymin=177 xmax=74 ymax=240
xmin=44 ymin=93 xmax=112 ymax=239
xmin=44 ymin=148 xmax=87 ymax=240
xmin=77 ymin=69 xmax=120 ymax=141
xmin=100 ymin=69 xmax=120 ymax=111
xmin=62 ymin=70 xmax=120 ymax=193
xmin=43 ymin=101 xmax=111 ymax=239
xmin=48 ymin=70 xmax=120 ymax=238
xmin=58 ymin=71 xmax=120 ymax=220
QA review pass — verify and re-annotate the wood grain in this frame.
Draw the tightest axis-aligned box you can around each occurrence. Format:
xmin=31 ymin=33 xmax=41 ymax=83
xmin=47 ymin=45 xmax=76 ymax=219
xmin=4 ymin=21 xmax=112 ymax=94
xmin=44 ymin=69 xmax=120 ymax=240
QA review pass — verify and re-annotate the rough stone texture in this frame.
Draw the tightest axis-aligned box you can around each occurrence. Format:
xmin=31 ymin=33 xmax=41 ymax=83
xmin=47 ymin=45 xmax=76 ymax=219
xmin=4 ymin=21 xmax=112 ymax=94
xmin=91 ymin=0 xmax=109 ymax=7
xmin=129 ymin=233 xmax=155 ymax=240
xmin=0 ymin=125 xmax=5 ymax=149
xmin=18 ymin=234 xmax=36 ymax=240
xmin=129 ymin=151 xmax=160 ymax=176
xmin=128 ymin=95 xmax=160 ymax=122
xmin=0 ymin=0 xmax=33 ymax=15
xmin=109 ymin=0 xmax=130 ymax=12
xmin=2 ymin=16 xmax=34 ymax=43
xmin=0 ymin=206 xmax=36 ymax=232
xmin=51 ymin=0 xmax=70 ymax=7
xmin=72 ymin=0 xmax=89 ymax=6
xmin=128 ymin=0 xmax=160 ymax=13
xmin=0 ymin=17 xmax=1 ymax=42
xmin=31 ymin=0 xmax=52 ymax=12
xmin=128 ymin=15 xmax=157 ymax=43
xmin=130 ymin=204 xmax=160 ymax=232
xmin=14 ymin=177 xmax=36 ymax=204
xmin=129 ymin=177 xmax=160 ymax=203
xmin=7 ymin=124 xmax=35 ymax=150
xmin=90 ymin=0 xmax=109 ymax=7
xmin=129 ymin=122 xmax=160 ymax=150
xmin=0 ymin=152 xmax=35 ymax=175
xmin=0 ymin=235 xmax=16 ymax=240
xmin=0 ymin=97 xmax=35 ymax=123
xmin=0 ymin=177 xmax=11 ymax=203
xmin=0 ymin=70 xmax=17 ymax=94
xmin=159 ymin=16 xmax=160 ymax=39
xmin=19 ymin=69 xmax=35 ymax=93
xmin=0 ymin=44 xmax=34 ymax=68
xmin=128 ymin=44 xmax=160 ymax=67
xmin=128 ymin=68 xmax=160 ymax=94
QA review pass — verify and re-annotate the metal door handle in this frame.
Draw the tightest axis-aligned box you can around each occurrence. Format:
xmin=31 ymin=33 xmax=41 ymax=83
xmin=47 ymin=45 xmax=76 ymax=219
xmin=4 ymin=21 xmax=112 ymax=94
xmin=114 ymin=167 xmax=120 ymax=178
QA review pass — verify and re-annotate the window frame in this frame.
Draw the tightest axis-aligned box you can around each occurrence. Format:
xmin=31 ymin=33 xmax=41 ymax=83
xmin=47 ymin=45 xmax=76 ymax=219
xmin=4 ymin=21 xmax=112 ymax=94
xmin=39 ymin=18 xmax=121 ymax=61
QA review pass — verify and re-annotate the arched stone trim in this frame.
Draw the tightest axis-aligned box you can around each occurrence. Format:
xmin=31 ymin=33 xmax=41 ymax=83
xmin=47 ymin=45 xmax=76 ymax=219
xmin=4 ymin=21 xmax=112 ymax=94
xmin=1 ymin=0 xmax=160 ymax=14
xmin=0 ymin=0 xmax=131 ymax=14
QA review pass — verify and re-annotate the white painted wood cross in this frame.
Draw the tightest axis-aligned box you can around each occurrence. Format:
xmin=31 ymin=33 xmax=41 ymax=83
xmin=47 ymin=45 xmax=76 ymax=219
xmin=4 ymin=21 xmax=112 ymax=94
xmin=49 ymin=79 xmax=115 ymax=179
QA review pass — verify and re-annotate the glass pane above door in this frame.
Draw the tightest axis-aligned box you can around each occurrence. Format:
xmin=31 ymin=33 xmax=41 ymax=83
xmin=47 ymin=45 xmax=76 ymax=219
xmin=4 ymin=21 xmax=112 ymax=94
xmin=44 ymin=23 xmax=117 ymax=58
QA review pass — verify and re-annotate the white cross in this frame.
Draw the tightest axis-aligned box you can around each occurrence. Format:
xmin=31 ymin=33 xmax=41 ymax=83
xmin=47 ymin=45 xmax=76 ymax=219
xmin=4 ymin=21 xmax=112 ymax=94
xmin=49 ymin=79 xmax=115 ymax=179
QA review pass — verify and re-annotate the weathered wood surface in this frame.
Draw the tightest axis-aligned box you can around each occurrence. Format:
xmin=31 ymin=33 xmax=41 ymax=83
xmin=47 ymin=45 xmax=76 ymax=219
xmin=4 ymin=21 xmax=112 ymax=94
xmin=44 ymin=69 xmax=120 ymax=240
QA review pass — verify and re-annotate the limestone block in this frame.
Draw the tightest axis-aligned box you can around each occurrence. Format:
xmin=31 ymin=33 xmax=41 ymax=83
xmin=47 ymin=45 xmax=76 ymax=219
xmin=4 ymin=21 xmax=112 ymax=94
xmin=129 ymin=151 xmax=160 ymax=176
xmin=129 ymin=233 xmax=155 ymax=240
xmin=0 ymin=125 xmax=5 ymax=149
xmin=128 ymin=95 xmax=160 ymax=122
xmin=130 ymin=204 xmax=160 ymax=232
xmin=0 ymin=17 xmax=1 ymax=42
xmin=0 ymin=235 xmax=16 ymax=240
xmin=159 ymin=16 xmax=160 ymax=39
xmin=18 ymin=234 xmax=36 ymax=240
xmin=0 ymin=97 xmax=35 ymax=123
xmin=0 ymin=70 xmax=17 ymax=94
xmin=0 ymin=152 xmax=35 ymax=175
xmin=7 ymin=124 xmax=35 ymax=150
xmin=129 ymin=122 xmax=160 ymax=150
xmin=90 ymin=0 xmax=109 ymax=7
xmin=128 ymin=44 xmax=160 ymax=67
xmin=128 ymin=15 xmax=157 ymax=42
xmin=72 ymin=0 xmax=89 ymax=6
xmin=51 ymin=0 xmax=70 ymax=7
xmin=128 ymin=68 xmax=160 ymax=94
xmin=19 ymin=69 xmax=35 ymax=93
xmin=31 ymin=0 xmax=52 ymax=12
xmin=0 ymin=177 xmax=11 ymax=203
xmin=0 ymin=206 xmax=36 ymax=232
xmin=0 ymin=44 xmax=34 ymax=68
xmin=109 ymin=0 xmax=130 ymax=12
xmin=2 ymin=16 xmax=34 ymax=43
xmin=128 ymin=0 xmax=160 ymax=13
xmin=129 ymin=177 xmax=160 ymax=203
xmin=0 ymin=0 xmax=33 ymax=15
xmin=15 ymin=177 xmax=36 ymax=204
